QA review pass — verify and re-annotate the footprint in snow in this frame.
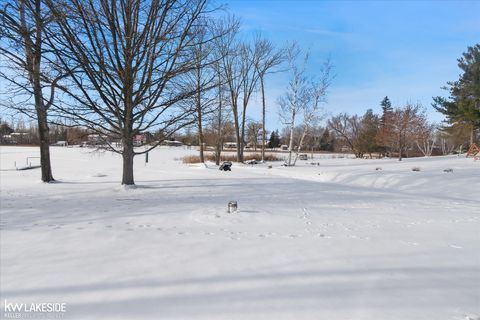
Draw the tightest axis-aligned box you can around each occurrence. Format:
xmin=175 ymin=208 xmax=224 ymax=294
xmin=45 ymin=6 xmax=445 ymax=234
xmin=401 ymin=241 xmax=419 ymax=246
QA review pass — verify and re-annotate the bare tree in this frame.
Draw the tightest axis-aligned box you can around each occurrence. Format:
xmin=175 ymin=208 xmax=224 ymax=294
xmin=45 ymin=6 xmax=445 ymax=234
xmin=278 ymin=44 xmax=308 ymax=166
xmin=46 ymin=0 xmax=215 ymax=185
xmin=184 ymin=18 xmax=220 ymax=163
xmin=436 ymin=130 xmax=456 ymax=155
xmin=292 ymin=62 xmax=332 ymax=165
xmin=0 ymin=0 xmax=66 ymax=182
xmin=237 ymin=41 xmax=263 ymax=162
xmin=415 ymin=121 xmax=436 ymax=157
xmin=246 ymin=119 xmax=262 ymax=151
xmin=387 ymin=104 xmax=424 ymax=161
xmin=210 ymin=16 xmax=238 ymax=165
xmin=218 ymin=27 xmax=264 ymax=162
xmin=215 ymin=16 xmax=244 ymax=161
xmin=279 ymin=45 xmax=332 ymax=166
xmin=328 ymin=113 xmax=363 ymax=157
xmin=253 ymin=36 xmax=284 ymax=162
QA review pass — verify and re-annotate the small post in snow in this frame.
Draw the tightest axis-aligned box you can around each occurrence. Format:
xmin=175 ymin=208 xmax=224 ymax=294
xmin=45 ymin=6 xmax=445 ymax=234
xmin=228 ymin=201 xmax=238 ymax=213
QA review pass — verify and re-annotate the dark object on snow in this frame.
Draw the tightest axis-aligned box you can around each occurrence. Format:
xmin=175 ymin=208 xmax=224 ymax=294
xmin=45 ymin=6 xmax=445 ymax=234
xmin=299 ymin=154 xmax=308 ymax=160
xmin=245 ymin=159 xmax=258 ymax=165
xmin=443 ymin=168 xmax=454 ymax=173
xmin=219 ymin=161 xmax=232 ymax=171
xmin=375 ymin=167 xmax=382 ymax=171
xmin=227 ymin=200 xmax=238 ymax=213
xmin=411 ymin=167 xmax=421 ymax=172
xmin=16 ymin=165 xmax=41 ymax=171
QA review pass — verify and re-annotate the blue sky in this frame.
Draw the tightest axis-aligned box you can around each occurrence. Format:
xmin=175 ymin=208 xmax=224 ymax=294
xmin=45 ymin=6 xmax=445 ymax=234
xmin=221 ymin=0 xmax=480 ymax=130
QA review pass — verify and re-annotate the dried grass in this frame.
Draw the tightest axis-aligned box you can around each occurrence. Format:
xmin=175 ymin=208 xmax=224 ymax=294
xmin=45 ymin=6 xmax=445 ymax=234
xmin=181 ymin=153 xmax=283 ymax=164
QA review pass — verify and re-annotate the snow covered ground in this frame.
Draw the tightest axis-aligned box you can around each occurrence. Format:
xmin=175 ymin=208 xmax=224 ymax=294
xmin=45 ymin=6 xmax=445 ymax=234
xmin=1 ymin=145 xmax=479 ymax=320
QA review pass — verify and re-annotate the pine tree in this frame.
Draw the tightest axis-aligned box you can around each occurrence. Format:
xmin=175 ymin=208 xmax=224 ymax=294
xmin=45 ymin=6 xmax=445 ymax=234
xmin=319 ymin=128 xmax=334 ymax=151
xmin=378 ymin=96 xmax=393 ymax=156
xmin=433 ymin=44 xmax=480 ymax=146
xmin=380 ymin=96 xmax=393 ymax=128
xmin=268 ymin=130 xmax=280 ymax=149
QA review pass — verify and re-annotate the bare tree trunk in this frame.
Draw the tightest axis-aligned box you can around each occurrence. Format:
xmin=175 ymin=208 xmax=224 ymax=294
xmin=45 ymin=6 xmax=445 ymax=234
xmin=398 ymin=135 xmax=403 ymax=161
xmin=260 ymin=76 xmax=266 ymax=162
xmin=215 ymin=78 xmax=223 ymax=165
xmin=232 ymin=103 xmax=242 ymax=162
xmin=470 ymin=125 xmax=474 ymax=146
xmin=293 ymin=127 xmax=307 ymax=166
xmin=197 ymin=101 xmax=205 ymax=163
xmin=28 ymin=0 xmax=54 ymax=182
xmin=37 ymin=109 xmax=54 ymax=182
xmin=240 ymin=103 xmax=247 ymax=162
xmin=122 ymin=137 xmax=135 ymax=185
xmin=287 ymin=109 xmax=296 ymax=166
xmin=195 ymin=63 xmax=205 ymax=163
xmin=215 ymin=102 xmax=222 ymax=165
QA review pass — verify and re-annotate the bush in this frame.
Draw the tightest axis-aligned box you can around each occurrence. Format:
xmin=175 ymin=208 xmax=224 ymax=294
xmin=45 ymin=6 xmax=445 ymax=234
xmin=181 ymin=153 xmax=283 ymax=164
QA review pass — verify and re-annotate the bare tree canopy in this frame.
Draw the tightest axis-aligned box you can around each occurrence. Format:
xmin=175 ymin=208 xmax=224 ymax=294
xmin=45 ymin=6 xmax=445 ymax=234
xmin=45 ymin=0 xmax=218 ymax=184
xmin=253 ymin=35 xmax=285 ymax=162
xmin=279 ymin=44 xmax=332 ymax=166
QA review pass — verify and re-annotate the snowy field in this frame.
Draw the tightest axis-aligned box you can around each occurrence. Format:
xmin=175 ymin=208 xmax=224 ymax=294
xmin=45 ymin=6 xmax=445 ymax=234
xmin=0 ymin=145 xmax=479 ymax=320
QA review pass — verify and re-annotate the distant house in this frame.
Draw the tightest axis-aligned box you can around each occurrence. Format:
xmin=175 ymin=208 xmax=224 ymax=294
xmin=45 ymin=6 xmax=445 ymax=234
xmin=52 ymin=141 xmax=68 ymax=146
xmin=2 ymin=132 xmax=30 ymax=144
xmin=161 ymin=140 xmax=183 ymax=147
xmin=133 ymin=134 xmax=146 ymax=146
xmin=87 ymin=134 xmax=108 ymax=145
xmin=223 ymin=142 xmax=237 ymax=149
xmin=246 ymin=140 xmax=268 ymax=150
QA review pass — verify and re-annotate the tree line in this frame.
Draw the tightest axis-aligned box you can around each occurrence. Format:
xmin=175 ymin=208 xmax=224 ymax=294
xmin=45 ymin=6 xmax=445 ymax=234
xmin=0 ymin=0 xmax=478 ymax=185
xmin=0 ymin=0 xmax=314 ymax=184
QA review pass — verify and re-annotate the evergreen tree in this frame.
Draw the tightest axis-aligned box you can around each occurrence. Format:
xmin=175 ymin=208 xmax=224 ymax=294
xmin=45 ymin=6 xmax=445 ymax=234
xmin=378 ymin=96 xmax=393 ymax=155
xmin=357 ymin=109 xmax=381 ymax=156
xmin=0 ymin=121 xmax=14 ymax=136
xmin=433 ymin=44 xmax=480 ymax=145
xmin=268 ymin=130 xmax=281 ymax=148
xmin=319 ymin=128 xmax=334 ymax=151
xmin=380 ymin=96 xmax=393 ymax=128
